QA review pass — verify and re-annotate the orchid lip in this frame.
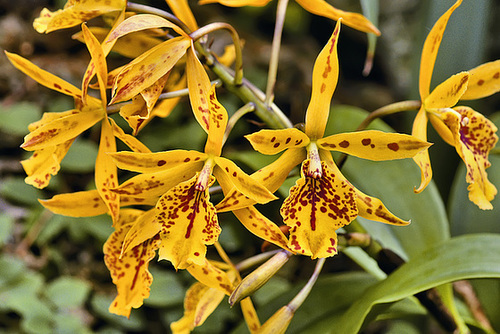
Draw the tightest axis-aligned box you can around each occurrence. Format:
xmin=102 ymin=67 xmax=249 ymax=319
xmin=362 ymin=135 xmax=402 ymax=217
xmin=306 ymin=142 xmax=322 ymax=179
xmin=195 ymin=158 xmax=214 ymax=191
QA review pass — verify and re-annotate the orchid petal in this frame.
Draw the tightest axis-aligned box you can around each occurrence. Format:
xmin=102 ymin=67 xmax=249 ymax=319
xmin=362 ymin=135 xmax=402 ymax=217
xmin=21 ymin=109 xmax=103 ymax=151
xmin=429 ymin=113 xmax=455 ymax=146
xmin=110 ymin=37 xmax=191 ymax=103
xmin=216 ymin=148 xmax=305 ymax=212
xmin=419 ymin=0 xmax=462 ymax=99
xmin=424 ymin=72 xmax=469 ymax=109
xmin=96 ymin=117 xmax=120 ymax=224
xmin=213 ymin=156 xmax=277 ymax=204
xmin=245 ymin=128 xmax=309 ymax=155
xmin=121 ymin=209 xmax=160 ymax=255
xmin=295 ymin=0 xmax=380 ymax=35
xmin=442 ymin=107 xmax=498 ymax=209
xmin=355 ymin=189 xmax=410 ymax=226
xmin=232 ymin=207 xmax=291 ymax=252
xmin=186 ymin=259 xmax=234 ymax=295
xmin=241 ymin=297 xmax=261 ymax=333
xmin=110 ymin=150 xmax=207 ymax=173
xmin=166 ymin=0 xmax=199 ymax=31
xmin=141 ymin=72 xmax=170 ymax=112
xmin=281 ymin=160 xmax=357 ymax=258
xmin=119 ymin=96 xmax=149 ymax=134
xmin=305 ymin=20 xmax=341 ymax=140
xmin=5 ymin=51 xmax=82 ymax=99
xmin=33 ymin=0 xmax=125 ymax=33
xmin=104 ymin=209 xmax=160 ymax=318
xmin=170 ymin=282 xmax=225 ymax=334
xmin=156 ymin=175 xmax=220 ymax=269
xmin=82 ymin=23 xmax=108 ymax=106
xmin=411 ymin=107 xmax=433 ymax=193
xmin=205 ymin=85 xmax=228 ymax=156
xmin=198 ymin=0 xmax=272 ymax=6
xmin=111 ymin=160 xmax=203 ymax=198
xmin=186 ymin=43 xmax=212 ymax=134
xmin=21 ymin=140 xmax=73 ymax=189
xmin=460 ymin=59 xmax=500 ymax=100
xmin=318 ymin=130 xmax=431 ymax=161
xmin=109 ymin=118 xmax=151 ymax=153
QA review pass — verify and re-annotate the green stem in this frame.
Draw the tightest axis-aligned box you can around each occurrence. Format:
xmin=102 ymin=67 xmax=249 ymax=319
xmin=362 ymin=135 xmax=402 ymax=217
xmin=355 ymin=100 xmax=422 ymax=131
xmin=265 ymin=0 xmax=289 ymax=106
xmin=126 ymin=2 xmax=191 ymax=33
xmin=223 ymin=102 xmax=256 ymax=145
xmin=288 ymin=257 xmax=325 ymax=311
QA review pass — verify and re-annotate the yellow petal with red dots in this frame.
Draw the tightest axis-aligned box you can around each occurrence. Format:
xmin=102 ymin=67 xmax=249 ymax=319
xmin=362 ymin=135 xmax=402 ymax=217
xmin=170 ymin=282 xmax=225 ymax=334
xmin=104 ymin=209 xmax=160 ymax=318
xmin=232 ymin=207 xmax=291 ymax=252
xmin=305 ymin=20 xmax=341 ymax=139
xmin=33 ymin=0 xmax=125 ymax=33
xmin=109 ymin=118 xmax=151 ymax=153
xmin=96 ymin=117 xmax=120 ymax=225
xmin=214 ymin=157 xmax=277 ymax=204
xmin=204 ymin=85 xmax=228 ymax=156
xmin=141 ymin=73 xmax=169 ymax=112
xmin=40 ymin=189 xmax=108 ymax=217
xmin=110 ymin=37 xmax=191 ymax=104
xmin=419 ymin=0 xmax=462 ymax=99
xmin=317 ymin=130 xmax=431 ymax=161
xmin=110 ymin=150 xmax=207 ymax=173
xmin=120 ymin=209 xmax=160 ymax=255
xmin=186 ymin=44 xmax=213 ymax=134
xmin=216 ymin=148 xmax=305 ymax=212
xmin=355 ymin=189 xmax=410 ymax=226
xmin=5 ymin=51 xmax=83 ymax=99
xmin=21 ymin=140 xmax=73 ymax=189
xmin=82 ymin=23 xmax=108 ymax=106
xmin=281 ymin=160 xmax=357 ymax=259
xmin=442 ymin=107 xmax=498 ymax=210
xmin=245 ymin=128 xmax=309 ymax=155
xmin=460 ymin=60 xmax=500 ymax=100
xmin=21 ymin=109 xmax=103 ymax=151
xmin=424 ymin=72 xmax=469 ymax=109
xmin=198 ymin=0 xmax=272 ymax=6
xmin=411 ymin=107 xmax=433 ymax=193
xmin=186 ymin=259 xmax=234 ymax=295
xmin=295 ymin=0 xmax=380 ymax=35
xmin=111 ymin=160 xmax=203 ymax=199
xmin=156 ymin=175 xmax=220 ymax=269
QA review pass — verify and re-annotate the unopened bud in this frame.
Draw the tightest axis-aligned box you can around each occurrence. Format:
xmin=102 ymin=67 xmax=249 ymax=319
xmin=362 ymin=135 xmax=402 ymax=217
xmin=229 ymin=250 xmax=292 ymax=306
xmin=256 ymin=305 xmax=294 ymax=334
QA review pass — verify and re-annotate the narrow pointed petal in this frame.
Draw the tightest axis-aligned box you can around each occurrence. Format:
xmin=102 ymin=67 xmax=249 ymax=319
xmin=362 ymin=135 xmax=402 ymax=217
xmin=232 ymin=207 xmax=291 ymax=251
xmin=245 ymin=128 xmax=310 ymax=155
xmin=419 ymin=0 xmax=462 ymax=99
xmin=21 ymin=140 xmax=73 ymax=189
xmin=104 ymin=209 xmax=160 ymax=318
xmin=166 ymin=0 xmax=198 ymax=31
xmin=281 ymin=160 xmax=357 ymax=258
xmin=317 ymin=130 xmax=431 ymax=161
xmin=110 ymin=37 xmax=191 ymax=104
xmin=198 ymin=0 xmax=272 ymax=6
xmin=305 ymin=20 xmax=341 ymax=139
xmin=442 ymin=107 xmax=498 ymax=209
xmin=216 ymin=148 xmax=305 ymax=212
xmin=186 ymin=259 xmax=234 ymax=295
xmin=105 ymin=14 xmax=187 ymax=45
xmin=411 ymin=107 xmax=433 ymax=193
xmin=140 ymin=72 xmax=169 ymax=112
xmin=355 ymin=189 xmax=410 ymax=225
xmin=156 ymin=175 xmax=220 ymax=269
xmin=424 ymin=72 xmax=469 ymax=109
xmin=81 ymin=23 xmax=108 ymax=106
xmin=120 ymin=209 xmax=160 ymax=255
xmin=461 ymin=60 xmax=500 ymax=100
xmin=33 ymin=0 xmax=125 ymax=33
xmin=186 ymin=43 xmax=212 ymax=134
xmin=5 ymin=51 xmax=83 ymax=99
xmin=109 ymin=118 xmax=151 ymax=153
xmin=110 ymin=150 xmax=207 ymax=173
xmin=295 ymin=0 xmax=380 ymax=35
xmin=21 ymin=109 xmax=103 ymax=151
xmin=96 ymin=117 xmax=120 ymax=224
xmin=111 ymin=160 xmax=202 ymax=198
xmin=241 ymin=297 xmax=261 ymax=333
xmin=204 ymin=85 xmax=228 ymax=156
xmin=40 ymin=189 xmax=109 ymax=217
xmin=119 ymin=96 xmax=149 ymax=134
xmin=213 ymin=157 xmax=277 ymax=204
xmin=170 ymin=282 xmax=225 ymax=334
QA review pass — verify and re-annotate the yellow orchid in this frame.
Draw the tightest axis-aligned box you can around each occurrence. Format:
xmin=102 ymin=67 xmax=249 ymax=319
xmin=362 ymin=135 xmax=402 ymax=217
xmin=412 ymin=0 xmax=499 ymax=210
xmin=218 ymin=20 xmax=430 ymax=259
xmin=199 ymin=0 xmax=380 ymax=35
xmin=109 ymin=84 xmax=276 ymax=270
xmin=33 ymin=0 xmax=126 ymax=33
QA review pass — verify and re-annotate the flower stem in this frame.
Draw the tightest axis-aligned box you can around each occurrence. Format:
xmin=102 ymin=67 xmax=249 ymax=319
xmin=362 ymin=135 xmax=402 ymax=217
xmin=223 ymin=102 xmax=256 ymax=145
xmin=288 ymin=257 xmax=325 ymax=311
xmin=356 ymin=100 xmax=422 ymax=131
xmin=265 ymin=0 xmax=289 ymax=106
xmin=126 ymin=2 xmax=191 ymax=33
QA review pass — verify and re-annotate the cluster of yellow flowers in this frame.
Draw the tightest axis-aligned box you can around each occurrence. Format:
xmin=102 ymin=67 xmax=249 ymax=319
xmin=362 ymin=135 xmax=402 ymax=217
xmin=6 ymin=0 xmax=498 ymax=332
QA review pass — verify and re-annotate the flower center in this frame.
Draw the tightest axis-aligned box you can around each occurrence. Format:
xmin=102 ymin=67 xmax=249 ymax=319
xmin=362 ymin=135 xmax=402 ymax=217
xmin=306 ymin=142 xmax=322 ymax=179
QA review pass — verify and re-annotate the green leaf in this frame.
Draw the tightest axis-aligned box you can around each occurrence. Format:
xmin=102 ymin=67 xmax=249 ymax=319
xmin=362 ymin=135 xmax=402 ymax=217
xmin=144 ymin=269 xmax=185 ymax=307
xmin=334 ymin=234 xmax=500 ymax=334
xmin=0 ymin=177 xmax=45 ymax=206
xmin=46 ymin=277 xmax=91 ymax=309
xmin=0 ymin=214 xmax=15 ymax=247
xmin=60 ymin=139 xmax=98 ymax=173
xmin=0 ymin=102 xmax=41 ymax=136
xmin=90 ymin=293 xmax=145 ymax=330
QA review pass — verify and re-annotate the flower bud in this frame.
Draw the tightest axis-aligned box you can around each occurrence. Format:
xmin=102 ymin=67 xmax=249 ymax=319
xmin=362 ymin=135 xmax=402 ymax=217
xmin=256 ymin=305 xmax=294 ymax=334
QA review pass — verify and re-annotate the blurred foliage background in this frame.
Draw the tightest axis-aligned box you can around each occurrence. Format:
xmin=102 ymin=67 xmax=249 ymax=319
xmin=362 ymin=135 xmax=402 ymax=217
xmin=0 ymin=0 xmax=499 ymax=333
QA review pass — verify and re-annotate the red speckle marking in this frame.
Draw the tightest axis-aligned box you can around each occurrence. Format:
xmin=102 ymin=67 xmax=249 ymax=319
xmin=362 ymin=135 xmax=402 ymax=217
xmin=387 ymin=143 xmax=399 ymax=151
xmin=339 ymin=140 xmax=350 ymax=148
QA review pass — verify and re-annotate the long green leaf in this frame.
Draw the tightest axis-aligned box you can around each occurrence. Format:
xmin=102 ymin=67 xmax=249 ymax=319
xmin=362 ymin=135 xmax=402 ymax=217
xmin=333 ymin=234 xmax=500 ymax=334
